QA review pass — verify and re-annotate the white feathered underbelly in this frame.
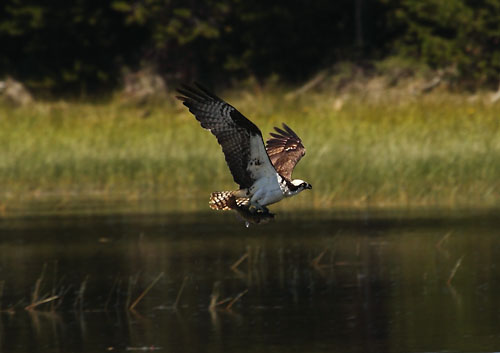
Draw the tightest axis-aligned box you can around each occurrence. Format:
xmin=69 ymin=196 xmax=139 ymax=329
xmin=249 ymin=174 xmax=285 ymax=206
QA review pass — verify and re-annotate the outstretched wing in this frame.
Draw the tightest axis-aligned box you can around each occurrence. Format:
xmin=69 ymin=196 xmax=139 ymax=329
xmin=265 ymin=123 xmax=306 ymax=181
xmin=176 ymin=83 xmax=276 ymax=189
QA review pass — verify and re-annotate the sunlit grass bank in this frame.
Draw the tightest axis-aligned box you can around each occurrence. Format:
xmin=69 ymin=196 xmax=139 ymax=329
xmin=1 ymin=88 xmax=500 ymax=210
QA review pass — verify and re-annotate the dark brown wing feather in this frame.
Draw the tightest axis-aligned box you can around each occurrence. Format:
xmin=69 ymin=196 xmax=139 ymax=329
xmin=176 ymin=83 xmax=267 ymax=189
xmin=265 ymin=123 xmax=306 ymax=181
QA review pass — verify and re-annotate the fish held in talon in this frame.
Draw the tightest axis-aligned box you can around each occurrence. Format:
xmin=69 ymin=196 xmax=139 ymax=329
xmin=226 ymin=195 xmax=275 ymax=226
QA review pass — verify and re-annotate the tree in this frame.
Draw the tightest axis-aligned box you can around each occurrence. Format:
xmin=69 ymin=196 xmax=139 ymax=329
xmin=386 ymin=0 xmax=500 ymax=87
xmin=0 ymin=0 xmax=147 ymax=94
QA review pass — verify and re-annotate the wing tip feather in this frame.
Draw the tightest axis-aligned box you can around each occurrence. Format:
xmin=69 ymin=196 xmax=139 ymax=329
xmin=176 ymin=83 xmax=219 ymax=104
xmin=282 ymin=123 xmax=299 ymax=137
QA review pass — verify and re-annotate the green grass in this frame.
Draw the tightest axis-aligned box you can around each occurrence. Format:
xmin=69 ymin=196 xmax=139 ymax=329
xmin=1 ymin=88 xmax=500 ymax=210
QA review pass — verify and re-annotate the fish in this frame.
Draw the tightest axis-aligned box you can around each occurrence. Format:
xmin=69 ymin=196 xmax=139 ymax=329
xmin=226 ymin=196 xmax=275 ymax=227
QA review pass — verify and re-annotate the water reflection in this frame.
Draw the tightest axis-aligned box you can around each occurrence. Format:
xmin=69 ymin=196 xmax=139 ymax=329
xmin=0 ymin=209 xmax=500 ymax=352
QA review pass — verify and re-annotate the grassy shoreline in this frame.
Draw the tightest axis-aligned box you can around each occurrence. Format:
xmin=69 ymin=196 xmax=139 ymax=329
xmin=1 ymin=89 xmax=500 ymax=210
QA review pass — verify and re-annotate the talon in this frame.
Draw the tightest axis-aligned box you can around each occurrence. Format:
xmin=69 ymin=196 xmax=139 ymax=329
xmin=255 ymin=206 xmax=269 ymax=214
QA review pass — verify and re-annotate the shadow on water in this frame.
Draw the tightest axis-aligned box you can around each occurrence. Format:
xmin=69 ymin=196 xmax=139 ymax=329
xmin=0 ymin=206 xmax=500 ymax=352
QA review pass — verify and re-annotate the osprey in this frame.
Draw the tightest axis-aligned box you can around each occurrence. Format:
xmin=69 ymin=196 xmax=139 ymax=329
xmin=176 ymin=83 xmax=312 ymax=218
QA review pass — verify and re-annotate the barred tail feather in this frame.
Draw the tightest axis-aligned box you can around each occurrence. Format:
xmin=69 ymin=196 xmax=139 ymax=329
xmin=209 ymin=191 xmax=234 ymax=210
xmin=209 ymin=191 xmax=250 ymax=210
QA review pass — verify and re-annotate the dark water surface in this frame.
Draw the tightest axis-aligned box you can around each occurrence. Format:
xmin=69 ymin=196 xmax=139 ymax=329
xmin=1 ymin=206 xmax=500 ymax=353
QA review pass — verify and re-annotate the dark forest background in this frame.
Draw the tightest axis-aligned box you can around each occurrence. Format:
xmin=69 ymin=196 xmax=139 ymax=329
xmin=2 ymin=0 xmax=500 ymax=96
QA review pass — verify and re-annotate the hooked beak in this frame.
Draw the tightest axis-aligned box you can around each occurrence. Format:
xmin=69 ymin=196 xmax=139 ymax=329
xmin=307 ymin=184 xmax=312 ymax=190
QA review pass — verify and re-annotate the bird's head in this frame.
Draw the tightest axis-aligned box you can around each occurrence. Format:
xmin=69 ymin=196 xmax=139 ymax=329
xmin=290 ymin=179 xmax=312 ymax=193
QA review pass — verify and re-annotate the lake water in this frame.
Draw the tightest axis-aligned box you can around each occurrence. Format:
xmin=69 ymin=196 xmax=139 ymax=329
xmin=1 ymin=206 xmax=500 ymax=353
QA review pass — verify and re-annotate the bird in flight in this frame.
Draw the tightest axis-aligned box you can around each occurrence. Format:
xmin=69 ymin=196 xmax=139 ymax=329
xmin=176 ymin=83 xmax=311 ymax=223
